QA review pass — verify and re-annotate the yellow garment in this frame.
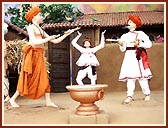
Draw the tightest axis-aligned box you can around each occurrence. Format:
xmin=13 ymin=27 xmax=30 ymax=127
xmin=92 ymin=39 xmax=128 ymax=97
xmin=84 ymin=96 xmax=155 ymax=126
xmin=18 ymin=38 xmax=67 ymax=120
xmin=17 ymin=45 xmax=50 ymax=99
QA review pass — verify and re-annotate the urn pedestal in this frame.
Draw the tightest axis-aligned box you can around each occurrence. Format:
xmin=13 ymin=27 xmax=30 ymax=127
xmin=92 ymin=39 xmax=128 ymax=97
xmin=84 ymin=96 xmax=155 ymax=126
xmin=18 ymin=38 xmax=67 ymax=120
xmin=66 ymin=84 xmax=108 ymax=116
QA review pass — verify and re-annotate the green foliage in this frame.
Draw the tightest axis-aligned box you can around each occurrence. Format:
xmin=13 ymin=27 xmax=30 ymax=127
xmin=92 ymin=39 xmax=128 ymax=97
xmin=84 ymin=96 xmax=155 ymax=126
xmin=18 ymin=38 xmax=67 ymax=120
xmin=5 ymin=4 xmax=84 ymax=29
xmin=5 ymin=4 xmax=31 ymax=29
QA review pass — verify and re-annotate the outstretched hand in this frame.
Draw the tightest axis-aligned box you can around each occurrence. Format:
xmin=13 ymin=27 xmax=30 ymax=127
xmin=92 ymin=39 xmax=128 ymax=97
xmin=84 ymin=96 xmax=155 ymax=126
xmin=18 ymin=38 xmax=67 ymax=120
xmin=49 ymin=35 xmax=58 ymax=40
xmin=55 ymin=34 xmax=61 ymax=38
xmin=77 ymin=31 xmax=82 ymax=36
xmin=73 ymin=27 xmax=81 ymax=32
xmin=64 ymin=27 xmax=81 ymax=35
xmin=105 ymin=38 xmax=123 ymax=46
xmin=118 ymin=39 xmax=123 ymax=46
xmin=102 ymin=30 xmax=106 ymax=35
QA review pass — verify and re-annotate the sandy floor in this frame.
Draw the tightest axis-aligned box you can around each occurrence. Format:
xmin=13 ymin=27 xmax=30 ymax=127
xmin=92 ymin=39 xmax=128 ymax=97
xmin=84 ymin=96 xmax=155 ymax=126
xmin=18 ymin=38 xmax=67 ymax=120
xmin=3 ymin=90 xmax=165 ymax=126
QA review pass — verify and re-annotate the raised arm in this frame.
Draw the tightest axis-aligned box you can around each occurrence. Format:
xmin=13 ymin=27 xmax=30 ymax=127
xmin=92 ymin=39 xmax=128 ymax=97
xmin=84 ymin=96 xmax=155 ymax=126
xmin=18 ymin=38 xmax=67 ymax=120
xmin=91 ymin=30 xmax=106 ymax=53
xmin=71 ymin=31 xmax=86 ymax=53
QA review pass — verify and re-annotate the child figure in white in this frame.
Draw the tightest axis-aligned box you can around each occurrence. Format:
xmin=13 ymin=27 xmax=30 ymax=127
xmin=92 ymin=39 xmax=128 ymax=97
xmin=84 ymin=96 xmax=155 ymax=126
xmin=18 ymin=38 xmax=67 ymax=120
xmin=71 ymin=30 xmax=106 ymax=85
xmin=117 ymin=15 xmax=152 ymax=103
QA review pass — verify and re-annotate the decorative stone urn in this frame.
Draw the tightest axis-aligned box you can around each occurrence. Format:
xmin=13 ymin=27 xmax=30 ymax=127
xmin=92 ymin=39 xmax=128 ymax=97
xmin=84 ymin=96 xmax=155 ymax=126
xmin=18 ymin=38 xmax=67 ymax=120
xmin=66 ymin=84 xmax=108 ymax=116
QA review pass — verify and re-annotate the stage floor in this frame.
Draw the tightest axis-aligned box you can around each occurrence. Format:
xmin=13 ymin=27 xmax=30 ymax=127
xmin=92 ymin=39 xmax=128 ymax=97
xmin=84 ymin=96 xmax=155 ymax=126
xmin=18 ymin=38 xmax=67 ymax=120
xmin=3 ymin=90 xmax=165 ymax=126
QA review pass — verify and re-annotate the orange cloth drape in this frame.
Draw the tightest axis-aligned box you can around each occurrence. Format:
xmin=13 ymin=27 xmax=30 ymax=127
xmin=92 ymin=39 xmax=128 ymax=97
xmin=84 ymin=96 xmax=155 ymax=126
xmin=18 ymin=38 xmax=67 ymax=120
xmin=17 ymin=45 xmax=50 ymax=99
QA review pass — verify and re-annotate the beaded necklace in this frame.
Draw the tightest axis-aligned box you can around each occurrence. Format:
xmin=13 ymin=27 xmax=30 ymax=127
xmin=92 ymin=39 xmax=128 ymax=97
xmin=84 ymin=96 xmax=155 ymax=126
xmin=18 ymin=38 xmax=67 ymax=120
xmin=33 ymin=23 xmax=44 ymax=38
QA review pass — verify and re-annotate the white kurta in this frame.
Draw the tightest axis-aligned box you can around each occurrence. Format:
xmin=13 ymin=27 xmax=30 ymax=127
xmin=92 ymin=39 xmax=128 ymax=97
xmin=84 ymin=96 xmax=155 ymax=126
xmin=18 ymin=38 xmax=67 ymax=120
xmin=71 ymin=34 xmax=105 ymax=66
xmin=119 ymin=31 xmax=152 ymax=82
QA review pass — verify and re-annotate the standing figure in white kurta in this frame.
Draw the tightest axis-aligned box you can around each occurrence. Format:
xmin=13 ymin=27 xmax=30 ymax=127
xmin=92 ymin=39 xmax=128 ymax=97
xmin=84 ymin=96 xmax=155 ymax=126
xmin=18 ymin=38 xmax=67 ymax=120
xmin=71 ymin=30 xmax=106 ymax=85
xmin=118 ymin=15 xmax=152 ymax=103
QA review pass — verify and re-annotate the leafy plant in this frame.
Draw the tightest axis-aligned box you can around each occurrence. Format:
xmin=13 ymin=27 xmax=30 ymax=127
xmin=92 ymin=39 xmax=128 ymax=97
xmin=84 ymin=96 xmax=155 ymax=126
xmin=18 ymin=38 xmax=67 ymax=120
xmin=5 ymin=4 xmax=84 ymax=29
xmin=5 ymin=4 xmax=31 ymax=29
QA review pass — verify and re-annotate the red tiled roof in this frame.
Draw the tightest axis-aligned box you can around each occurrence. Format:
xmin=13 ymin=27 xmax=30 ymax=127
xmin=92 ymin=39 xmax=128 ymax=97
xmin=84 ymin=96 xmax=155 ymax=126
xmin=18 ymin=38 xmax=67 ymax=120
xmin=4 ymin=20 xmax=28 ymax=36
xmin=5 ymin=11 xmax=164 ymax=34
xmin=42 ymin=11 xmax=164 ymax=30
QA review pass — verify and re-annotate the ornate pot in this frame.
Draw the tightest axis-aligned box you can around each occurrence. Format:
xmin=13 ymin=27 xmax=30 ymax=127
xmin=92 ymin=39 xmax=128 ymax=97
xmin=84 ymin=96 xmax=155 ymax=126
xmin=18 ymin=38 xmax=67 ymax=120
xmin=66 ymin=84 xmax=108 ymax=116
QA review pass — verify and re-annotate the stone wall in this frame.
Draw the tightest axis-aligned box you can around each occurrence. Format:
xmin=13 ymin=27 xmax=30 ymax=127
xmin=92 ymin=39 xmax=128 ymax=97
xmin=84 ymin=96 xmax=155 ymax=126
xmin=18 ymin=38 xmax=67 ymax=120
xmin=96 ymin=43 xmax=164 ymax=92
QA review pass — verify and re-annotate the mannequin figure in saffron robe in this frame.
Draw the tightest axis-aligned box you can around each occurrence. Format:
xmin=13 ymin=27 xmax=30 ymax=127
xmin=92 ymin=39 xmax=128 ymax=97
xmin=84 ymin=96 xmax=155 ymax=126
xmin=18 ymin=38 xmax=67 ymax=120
xmin=9 ymin=7 xmax=80 ymax=107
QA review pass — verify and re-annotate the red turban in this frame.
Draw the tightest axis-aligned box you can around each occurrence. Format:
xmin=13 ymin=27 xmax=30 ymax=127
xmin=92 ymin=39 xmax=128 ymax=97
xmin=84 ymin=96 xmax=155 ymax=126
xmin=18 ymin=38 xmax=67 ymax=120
xmin=128 ymin=15 xmax=142 ymax=28
xmin=25 ymin=7 xmax=41 ymax=22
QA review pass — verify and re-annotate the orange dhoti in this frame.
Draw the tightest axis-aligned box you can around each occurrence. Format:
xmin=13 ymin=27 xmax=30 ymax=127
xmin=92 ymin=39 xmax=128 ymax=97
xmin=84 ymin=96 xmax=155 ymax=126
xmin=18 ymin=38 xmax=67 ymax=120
xmin=17 ymin=45 xmax=50 ymax=99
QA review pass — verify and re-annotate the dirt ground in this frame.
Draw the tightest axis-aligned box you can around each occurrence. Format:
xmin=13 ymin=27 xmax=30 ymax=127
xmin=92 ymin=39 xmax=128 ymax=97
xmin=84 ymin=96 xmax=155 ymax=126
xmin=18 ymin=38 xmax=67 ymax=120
xmin=2 ymin=90 xmax=165 ymax=126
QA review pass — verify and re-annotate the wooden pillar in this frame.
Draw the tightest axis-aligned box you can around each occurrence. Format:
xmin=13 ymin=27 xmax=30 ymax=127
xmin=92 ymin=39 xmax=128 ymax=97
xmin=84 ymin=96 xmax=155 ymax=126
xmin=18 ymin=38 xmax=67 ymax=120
xmin=94 ymin=27 xmax=100 ymax=46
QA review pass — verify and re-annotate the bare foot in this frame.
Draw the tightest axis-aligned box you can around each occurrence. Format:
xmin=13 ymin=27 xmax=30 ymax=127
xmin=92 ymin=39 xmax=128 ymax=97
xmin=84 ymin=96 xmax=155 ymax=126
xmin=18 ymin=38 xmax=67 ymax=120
xmin=9 ymin=99 xmax=20 ymax=107
xmin=4 ymin=96 xmax=10 ymax=102
xmin=46 ymin=101 xmax=59 ymax=108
